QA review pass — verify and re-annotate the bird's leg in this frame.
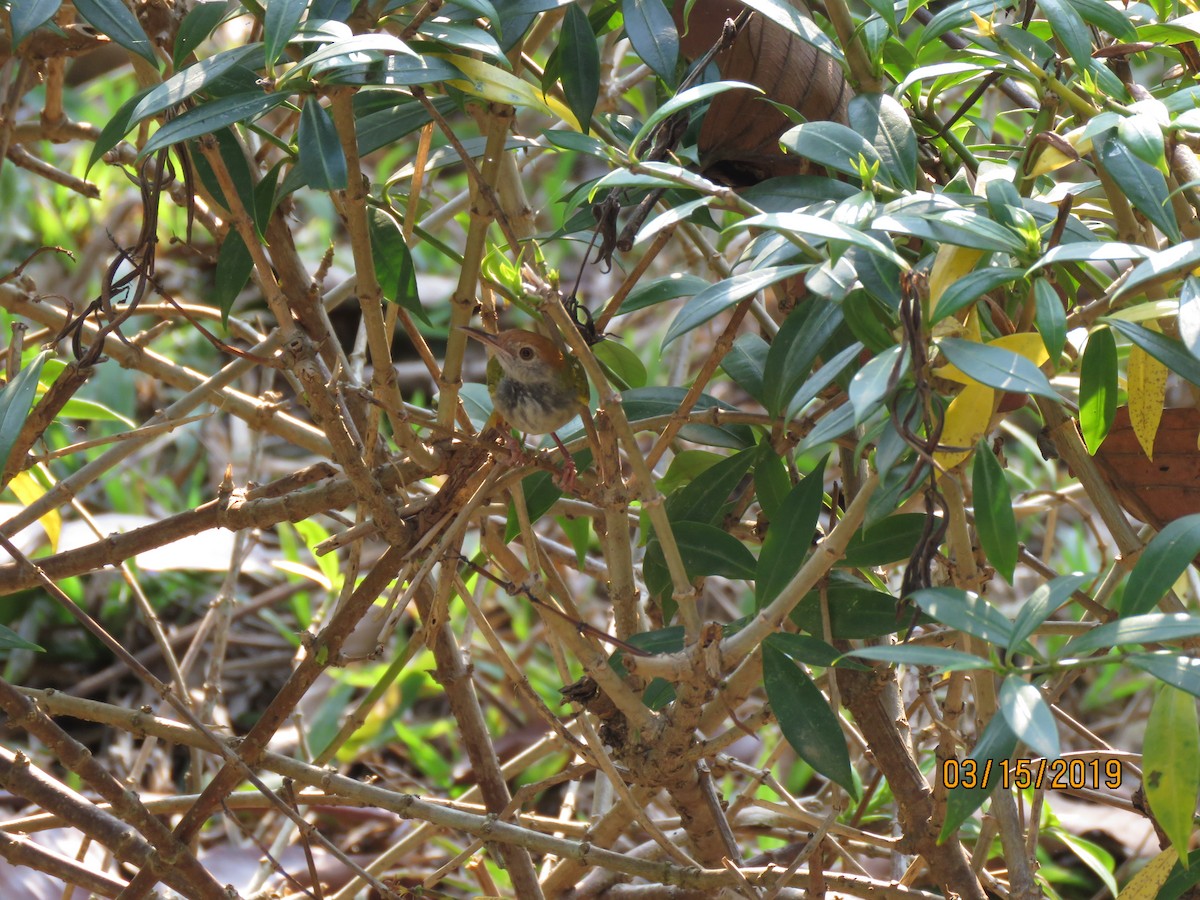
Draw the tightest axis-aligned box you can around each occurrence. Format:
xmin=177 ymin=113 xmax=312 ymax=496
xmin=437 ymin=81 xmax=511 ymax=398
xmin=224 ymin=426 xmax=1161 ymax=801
xmin=549 ymin=431 xmax=577 ymax=492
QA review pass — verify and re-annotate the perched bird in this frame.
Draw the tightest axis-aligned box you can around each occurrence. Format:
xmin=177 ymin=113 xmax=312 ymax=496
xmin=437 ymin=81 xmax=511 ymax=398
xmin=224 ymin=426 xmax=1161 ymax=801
xmin=462 ymin=326 xmax=589 ymax=487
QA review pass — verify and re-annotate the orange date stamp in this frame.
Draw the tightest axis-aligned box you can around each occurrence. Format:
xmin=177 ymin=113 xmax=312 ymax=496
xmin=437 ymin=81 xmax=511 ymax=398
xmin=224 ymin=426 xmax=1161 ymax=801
xmin=940 ymin=757 xmax=1123 ymax=791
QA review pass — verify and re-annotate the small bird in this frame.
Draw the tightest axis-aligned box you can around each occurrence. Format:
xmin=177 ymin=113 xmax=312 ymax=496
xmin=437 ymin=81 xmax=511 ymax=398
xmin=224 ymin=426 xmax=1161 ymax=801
xmin=462 ymin=326 xmax=589 ymax=487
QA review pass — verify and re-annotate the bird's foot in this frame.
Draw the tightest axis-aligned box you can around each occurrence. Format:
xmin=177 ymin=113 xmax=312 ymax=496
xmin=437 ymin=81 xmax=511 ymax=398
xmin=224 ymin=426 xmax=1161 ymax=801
xmin=553 ymin=455 xmax=578 ymax=493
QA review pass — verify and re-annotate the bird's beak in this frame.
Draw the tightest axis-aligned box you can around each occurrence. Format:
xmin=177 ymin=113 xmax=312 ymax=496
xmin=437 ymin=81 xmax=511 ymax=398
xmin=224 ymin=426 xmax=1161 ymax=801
xmin=460 ymin=326 xmax=501 ymax=351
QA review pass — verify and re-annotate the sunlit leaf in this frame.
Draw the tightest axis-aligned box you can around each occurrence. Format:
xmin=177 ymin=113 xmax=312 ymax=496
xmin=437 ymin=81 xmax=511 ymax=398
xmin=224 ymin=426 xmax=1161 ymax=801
xmin=622 ymin=0 xmax=678 ymax=82
xmin=1144 ymin=686 xmax=1200 ymax=863
xmin=1080 ymin=327 xmax=1118 ymax=454
xmin=74 ymin=0 xmax=158 ymax=65
xmin=663 ymin=266 xmax=806 ymax=348
xmin=1127 ymin=334 xmax=1166 ymax=461
xmin=0 ymin=351 xmax=49 ymax=477
xmin=999 ymin=675 xmax=1059 ymax=760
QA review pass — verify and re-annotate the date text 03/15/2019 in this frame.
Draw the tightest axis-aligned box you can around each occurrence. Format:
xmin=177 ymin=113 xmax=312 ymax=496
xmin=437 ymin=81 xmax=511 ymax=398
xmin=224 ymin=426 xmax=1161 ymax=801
xmin=940 ymin=757 xmax=1123 ymax=791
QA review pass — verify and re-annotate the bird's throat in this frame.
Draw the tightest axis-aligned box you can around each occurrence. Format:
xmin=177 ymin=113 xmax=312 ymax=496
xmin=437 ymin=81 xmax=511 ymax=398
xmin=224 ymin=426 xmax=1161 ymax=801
xmin=493 ymin=374 xmax=577 ymax=434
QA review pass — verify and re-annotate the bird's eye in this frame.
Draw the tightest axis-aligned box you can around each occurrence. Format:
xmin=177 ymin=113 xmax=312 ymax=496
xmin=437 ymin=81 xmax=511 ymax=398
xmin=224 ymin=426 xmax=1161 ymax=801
xmin=519 ymin=346 xmax=535 ymax=360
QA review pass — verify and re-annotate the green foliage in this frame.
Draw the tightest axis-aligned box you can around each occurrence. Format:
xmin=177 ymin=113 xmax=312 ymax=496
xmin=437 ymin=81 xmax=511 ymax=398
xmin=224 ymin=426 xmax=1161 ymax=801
xmin=7 ymin=0 xmax=1200 ymax=893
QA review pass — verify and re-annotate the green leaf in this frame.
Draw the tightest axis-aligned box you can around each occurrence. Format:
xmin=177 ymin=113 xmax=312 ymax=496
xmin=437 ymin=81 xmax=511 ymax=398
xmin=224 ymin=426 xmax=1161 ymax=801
xmin=1079 ymin=327 xmax=1117 ymax=454
xmin=1033 ymin=278 xmax=1066 ymax=363
xmin=622 ymin=0 xmax=677 ymax=82
xmin=932 ymin=267 xmax=1024 ymax=322
xmin=910 ymin=587 xmax=1015 ymax=647
xmin=735 ymin=0 xmax=844 ymax=60
xmin=213 ymin=231 xmax=254 ymax=321
xmin=849 ymin=344 xmax=907 ymax=425
xmin=298 ymin=99 xmax=348 ymax=190
xmin=762 ymin=642 xmax=858 ymax=796
xmin=847 ymin=94 xmax=918 ymax=192
xmin=972 ymin=440 xmax=1017 ymax=584
xmin=504 ymin=452 xmax=593 ymax=539
xmin=1144 ymin=686 xmax=1200 ymax=863
xmin=560 ymin=4 xmax=600 ymax=134
xmin=779 ymin=121 xmax=883 ymax=180
xmin=1119 ymin=112 xmax=1167 ymax=171
xmin=1179 ymin=276 xmax=1200 ymax=361
xmin=1027 ymin=241 xmax=1152 ymax=270
xmin=1037 ymin=0 xmax=1094 ymax=71
xmin=939 ymin=713 xmax=1019 ymax=841
xmin=785 ymin=341 xmax=863 ymax=420
xmin=619 ymin=387 xmax=753 ymax=448
xmin=799 ymin=402 xmax=857 ymax=450
xmin=770 ymin=632 xmax=864 ymax=669
xmin=722 ymin=334 xmax=768 ymax=404
xmin=666 ymin=447 xmax=757 ymax=525
xmin=841 ymin=514 xmax=929 ymax=568
xmin=763 ymin=300 xmax=844 ymax=417
xmin=1009 ymin=573 xmax=1094 ymax=654
xmin=355 ymin=93 xmax=452 ymax=156
xmin=173 ymin=0 xmax=230 ymax=66
xmin=791 ymin=576 xmax=906 ymax=638
xmin=634 ymin=196 xmax=714 ymax=246
xmin=630 ymin=81 xmax=763 ymax=157
xmin=1097 ymin=132 xmax=1180 ymax=242
xmin=0 ymin=351 xmax=49 ymax=475
xmin=734 ymin=213 xmax=909 ymax=269
xmin=873 ymin=210 xmax=1027 ymax=254
xmin=1109 ymin=318 xmax=1200 ymax=391
xmin=58 ymin=397 xmax=135 ymax=425
xmin=937 ymin=337 xmax=1059 ymax=399
xmin=662 ymin=266 xmax=807 ymax=348
xmin=265 ymin=0 xmax=308 ymax=66
xmin=1063 ymin=612 xmax=1200 ymax=656
xmin=367 ymin=209 xmax=426 ymax=324
xmin=1067 ymin=0 xmax=1137 ymax=40
xmin=87 ymin=87 xmax=152 ymax=172
xmin=1131 ymin=653 xmax=1200 ymax=698
xmin=756 ymin=456 xmax=828 ymax=608
xmin=423 ymin=21 xmax=504 ymax=58
xmin=0 ymin=624 xmax=43 ymax=652
xmin=140 ymin=93 xmax=288 ymax=157
xmin=297 ymin=33 xmax=419 ymax=72
xmin=134 ymin=46 xmax=260 ymax=127
xmin=753 ymin=445 xmax=791 ymax=522
xmin=594 ymin=340 xmax=647 ymax=389
xmin=1053 ymin=831 xmax=1120 ymax=899
xmin=1115 ymin=238 xmax=1200 ymax=299
xmin=74 ymin=0 xmax=158 ymax=65
xmin=845 ymin=645 xmax=993 ymax=670
xmin=620 ymin=273 xmax=709 ymax=315
xmin=674 ymin=521 xmax=758 ymax=580
xmin=1159 ymin=849 xmax=1200 ymax=900
xmin=999 ymin=675 xmax=1059 ymax=760
xmin=10 ymin=0 xmax=61 ymax=47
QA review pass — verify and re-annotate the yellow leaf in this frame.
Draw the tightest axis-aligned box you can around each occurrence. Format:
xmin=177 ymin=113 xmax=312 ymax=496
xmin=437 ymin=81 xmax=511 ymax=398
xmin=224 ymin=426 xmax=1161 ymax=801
xmin=1117 ymin=847 xmax=1178 ymax=900
xmin=935 ymin=381 xmax=998 ymax=473
xmin=928 ymin=245 xmax=984 ymax=320
xmin=1029 ymin=126 xmax=1095 ymax=177
xmin=933 ymin=333 xmax=1048 ymax=472
xmin=969 ymin=10 xmax=995 ymax=35
xmin=935 ymin=332 xmax=1050 ymax=385
xmin=1127 ymin=340 xmax=1167 ymax=461
xmin=9 ymin=469 xmax=61 ymax=551
xmin=445 ymin=55 xmax=580 ymax=129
